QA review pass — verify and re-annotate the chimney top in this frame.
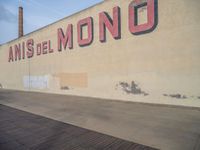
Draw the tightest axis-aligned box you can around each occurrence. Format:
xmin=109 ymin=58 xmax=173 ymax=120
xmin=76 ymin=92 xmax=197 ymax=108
xmin=18 ymin=6 xmax=24 ymax=38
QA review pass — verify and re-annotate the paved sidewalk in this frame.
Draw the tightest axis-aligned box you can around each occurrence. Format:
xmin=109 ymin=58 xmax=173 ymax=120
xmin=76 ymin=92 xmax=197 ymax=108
xmin=0 ymin=89 xmax=200 ymax=150
xmin=0 ymin=105 xmax=157 ymax=150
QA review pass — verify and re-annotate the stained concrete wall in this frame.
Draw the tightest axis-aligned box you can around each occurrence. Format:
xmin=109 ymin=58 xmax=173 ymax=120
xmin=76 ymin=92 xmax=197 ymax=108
xmin=0 ymin=0 xmax=200 ymax=107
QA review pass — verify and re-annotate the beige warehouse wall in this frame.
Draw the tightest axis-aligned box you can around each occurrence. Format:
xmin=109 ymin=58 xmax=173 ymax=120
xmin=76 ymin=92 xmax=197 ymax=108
xmin=0 ymin=0 xmax=200 ymax=107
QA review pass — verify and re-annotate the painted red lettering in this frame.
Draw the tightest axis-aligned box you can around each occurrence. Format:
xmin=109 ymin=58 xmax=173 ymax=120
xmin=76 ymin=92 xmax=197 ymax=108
xmin=99 ymin=6 xmax=121 ymax=42
xmin=14 ymin=44 xmax=21 ymax=61
xmin=77 ymin=17 xmax=93 ymax=47
xmin=26 ymin=39 xmax=34 ymax=58
xmin=8 ymin=47 xmax=14 ymax=62
xmin=42 ymin=41 xmax=48 ymax=54
xmin=37 ymin=43 xmax=41 ymax=56
xmin=48 ymin=40 xmax=53 ymax=53
xmin=129 ymin=0 xmax=158 ymax=35
xmin=57 ymin=24 xmax=73 ymax=51
xmin=22 ymin=42 xmax=25 ymax=59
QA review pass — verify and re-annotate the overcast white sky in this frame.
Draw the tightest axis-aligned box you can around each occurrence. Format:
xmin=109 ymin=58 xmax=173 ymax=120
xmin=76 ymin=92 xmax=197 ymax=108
xmin=0 ymin=0 xmax=103 ymax=44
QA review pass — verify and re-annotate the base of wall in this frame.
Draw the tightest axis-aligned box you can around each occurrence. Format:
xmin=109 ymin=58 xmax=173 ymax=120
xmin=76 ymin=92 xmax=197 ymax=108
xmin=2 ymin=88 xmax=200 ymax=108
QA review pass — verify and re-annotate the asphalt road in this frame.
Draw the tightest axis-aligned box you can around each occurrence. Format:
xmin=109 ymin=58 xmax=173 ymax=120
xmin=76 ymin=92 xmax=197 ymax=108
xmin=0 ymin=89 xmax=200 ymax=150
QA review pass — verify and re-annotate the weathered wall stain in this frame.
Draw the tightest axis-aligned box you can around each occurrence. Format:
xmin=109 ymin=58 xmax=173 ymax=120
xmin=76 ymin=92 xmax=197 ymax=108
xmin=61 ymin=86 xmax=70 ymax=90
xmin=23 ymin=75 xmax=49 ymax=89
xmin=116 ymin=81 xmax=148 ymax=96
xmin=163 ymin=94 xmax=187 ymax=99
xmin=0 ymin=84 xmax=2 ymax=88
xmin=54 ymin=73 xmax=88 ymax=89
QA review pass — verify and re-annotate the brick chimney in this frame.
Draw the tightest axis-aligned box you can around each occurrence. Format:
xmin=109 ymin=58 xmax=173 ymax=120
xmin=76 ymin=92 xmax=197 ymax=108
xmin=18 ymin=6 xmax=24 ymax=38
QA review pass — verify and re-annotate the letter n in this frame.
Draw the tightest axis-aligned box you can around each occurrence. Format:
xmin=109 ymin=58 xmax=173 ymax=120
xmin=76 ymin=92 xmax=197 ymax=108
xmin=15 ymin=44 xmax=21 ymax=61
xmin=99 ymin=6 xmax=121 ymax=42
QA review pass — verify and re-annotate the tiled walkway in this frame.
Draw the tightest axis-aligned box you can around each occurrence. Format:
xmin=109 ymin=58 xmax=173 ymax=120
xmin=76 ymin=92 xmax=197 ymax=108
xmin=0 ymin=105 xmax=157 ymax=150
